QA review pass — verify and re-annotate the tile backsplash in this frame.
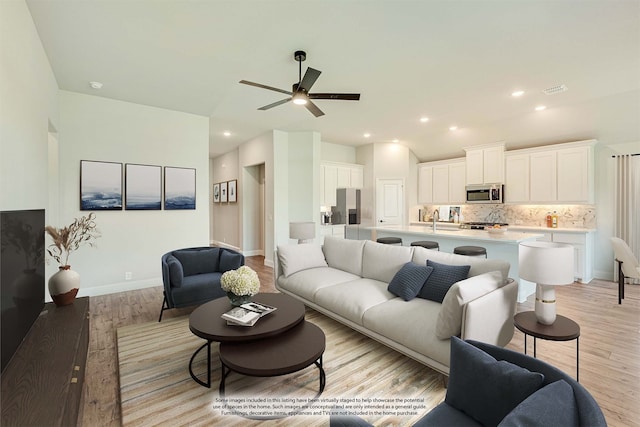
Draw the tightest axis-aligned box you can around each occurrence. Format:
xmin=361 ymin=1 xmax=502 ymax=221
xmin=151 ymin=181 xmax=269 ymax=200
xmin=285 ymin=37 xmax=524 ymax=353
xmin=421 ymin=204 xmax=596 ymax=229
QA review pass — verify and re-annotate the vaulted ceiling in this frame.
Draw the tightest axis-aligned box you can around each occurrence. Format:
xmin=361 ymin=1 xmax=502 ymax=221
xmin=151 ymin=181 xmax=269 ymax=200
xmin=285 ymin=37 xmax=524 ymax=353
xmin=26 ymin=0 xmax=640 ymax=161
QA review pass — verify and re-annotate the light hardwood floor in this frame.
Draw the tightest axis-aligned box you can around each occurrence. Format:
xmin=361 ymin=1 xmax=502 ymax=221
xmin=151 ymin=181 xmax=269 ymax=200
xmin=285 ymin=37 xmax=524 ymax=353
xmin=80 ymin=256 xmax=639 ymax=427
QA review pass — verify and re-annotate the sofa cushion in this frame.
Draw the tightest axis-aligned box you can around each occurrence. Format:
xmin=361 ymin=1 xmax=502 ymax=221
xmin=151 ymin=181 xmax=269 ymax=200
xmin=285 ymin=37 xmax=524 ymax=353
xmin=435 ymin=271 xmax=505 ymax=339
xmin=446 ymin=337 xmax=545 ymax=426
xmin=166 ymin=255 xmax=184 ymax=288
xmin=418 ymin=260 xmax=470 ymax=303
xmin=413 ymin=402 xmax=482 ymax=427
xmin=219 ymin=249 xmax=243 ymax=272
xmin=362 ymin=297 xmax=450 ymax=367
xmin=314 ymin=278 xmax=395 ymax=325
xmin=171 ymin=272 xmax=224 ymax=306
xmin=277 ymin=244 xmax=328 ymax=277
xmin=412 ymin=246 xmax=510 ymax=280
xmin=388 ymin=263 xmax=434 ymax=301
xmin=278 ymin=267 xmax=361 ymax=302
xmin=498 ymin=380 xmax=579 ymax=427
xmin=322 ymin=236 xmax=366 ymax=276
xmin=362 ymin=240 xmax=414 ymax=283
xmin=173 ymin=248 xmax=220 ymax=276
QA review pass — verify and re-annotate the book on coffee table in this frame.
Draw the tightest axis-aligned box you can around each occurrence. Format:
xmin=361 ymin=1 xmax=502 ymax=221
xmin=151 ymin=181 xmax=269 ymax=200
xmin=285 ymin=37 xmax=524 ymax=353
xmin=222 ymin=302 xmax=277 ymax=326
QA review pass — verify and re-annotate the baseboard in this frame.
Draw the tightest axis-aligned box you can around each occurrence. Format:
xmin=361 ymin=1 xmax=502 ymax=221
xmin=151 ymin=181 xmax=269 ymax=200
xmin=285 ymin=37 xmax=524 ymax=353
xmin=264 ymin=258 xmax=274 ymax=268
xmin=593 ymin=269 xmax=614 ymax=282
xmin=210 ymin=240 xmax=241 ymax=252
xmin=242 ymin=249 xmax=264 ymax=257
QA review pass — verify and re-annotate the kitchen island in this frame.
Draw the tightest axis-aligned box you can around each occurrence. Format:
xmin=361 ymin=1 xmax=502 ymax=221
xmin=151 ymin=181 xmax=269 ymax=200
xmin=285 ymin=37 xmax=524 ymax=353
xmin=346 ymin=224 xmax=543 ymax=302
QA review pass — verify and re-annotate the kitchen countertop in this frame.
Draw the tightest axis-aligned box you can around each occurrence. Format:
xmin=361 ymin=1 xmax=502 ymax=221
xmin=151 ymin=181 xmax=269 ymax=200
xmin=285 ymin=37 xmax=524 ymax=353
xmin=410 ymin=221 xmax=595 ymax=234
xmin=360 ymin=225 xmax=543 ymax=243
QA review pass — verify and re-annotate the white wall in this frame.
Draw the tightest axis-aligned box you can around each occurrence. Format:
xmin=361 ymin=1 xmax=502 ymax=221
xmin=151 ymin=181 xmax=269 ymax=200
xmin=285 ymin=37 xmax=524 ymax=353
xmin=58 ymin=91 xmax=209 ymax=296
xmin=0 ymin=0 xmax=59 ymax=212
xmin=210 ymin=149 xmax=240 ymax=248
xmin=321 ymin=141 xmax=357 ymax=163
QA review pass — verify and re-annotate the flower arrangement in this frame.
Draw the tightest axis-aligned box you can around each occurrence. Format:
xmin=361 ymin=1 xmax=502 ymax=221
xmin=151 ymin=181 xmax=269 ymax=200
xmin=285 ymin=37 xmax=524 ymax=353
xmin=45 ymin=212 xmax=100 ymax=268
xmin=221 ymin=265 xmax=260 ymax=297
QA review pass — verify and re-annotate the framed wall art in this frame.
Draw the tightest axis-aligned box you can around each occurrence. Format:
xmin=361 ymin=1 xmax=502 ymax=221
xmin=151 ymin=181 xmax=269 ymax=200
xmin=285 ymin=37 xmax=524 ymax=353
xmin=125 ymin=164 xmax=161 ymax=210
xmin=213 ymin=183 xmax=220 ymax=203
xmin=228 ymin=180 xmax=237 ymax=203
xmin=80 ymin=160 xmax=123 ymax=210
xmin=220 ymin=181 xmax=228 ymax=203
xmin=164 ymin=167 xmax=196 ymax=210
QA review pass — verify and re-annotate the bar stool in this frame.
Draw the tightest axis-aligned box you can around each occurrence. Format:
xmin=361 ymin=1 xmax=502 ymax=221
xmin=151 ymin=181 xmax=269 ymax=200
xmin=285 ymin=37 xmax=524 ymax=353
xmin=410 ymin=241 xmax=440 ymax=251
xmin=454 ymin=245 xmax=487 ymax=257
xmin=377 ymin=237 xmax=403 ymax=245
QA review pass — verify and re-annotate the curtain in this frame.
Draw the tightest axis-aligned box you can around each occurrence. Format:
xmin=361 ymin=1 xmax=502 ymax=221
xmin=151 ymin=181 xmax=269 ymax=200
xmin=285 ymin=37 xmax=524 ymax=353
xmin=614 ymin=154 xmax=640 ymax=260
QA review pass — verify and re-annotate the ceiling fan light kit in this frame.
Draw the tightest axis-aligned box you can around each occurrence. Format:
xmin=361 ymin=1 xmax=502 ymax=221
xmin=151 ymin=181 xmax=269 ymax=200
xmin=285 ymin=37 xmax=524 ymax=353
xmin=239 ymin=50 xmax=360 ymax=117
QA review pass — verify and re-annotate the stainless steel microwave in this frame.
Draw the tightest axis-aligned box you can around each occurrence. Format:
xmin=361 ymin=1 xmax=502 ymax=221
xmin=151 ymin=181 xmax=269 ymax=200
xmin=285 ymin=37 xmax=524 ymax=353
xmin=466 ymin=184 xmax=504 ymax=204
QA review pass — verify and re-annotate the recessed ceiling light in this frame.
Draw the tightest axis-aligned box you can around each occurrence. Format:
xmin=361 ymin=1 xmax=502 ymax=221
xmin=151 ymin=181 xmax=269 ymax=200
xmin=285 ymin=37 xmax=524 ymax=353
xmin=511 ymin=90 xmax=525 ymax=97
xmin=420 ymin=117 xmax=429 ymax=123
xmin=449 ymin=126 xmax=458 ymax=131
xmin=89 ymin=81 xmax=103 ymax=89
xmin=535 ymin=105 xmax=547 ymax=111
xmin=392 ymin=139 xmax=399 ymax=143
xmin=223 ymin=131 xmax=231 ymax=137
xmin=363 ymin=133 xmax=371 ymax=138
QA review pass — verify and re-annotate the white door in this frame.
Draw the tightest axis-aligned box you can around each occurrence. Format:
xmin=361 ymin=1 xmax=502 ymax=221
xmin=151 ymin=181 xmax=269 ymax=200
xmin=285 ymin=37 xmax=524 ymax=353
xmin=376 ymin=179 xmax=404 ymax=226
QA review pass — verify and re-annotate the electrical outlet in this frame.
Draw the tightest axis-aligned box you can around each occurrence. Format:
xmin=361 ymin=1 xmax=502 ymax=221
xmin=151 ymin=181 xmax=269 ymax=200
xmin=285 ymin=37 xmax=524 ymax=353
xmin=515 ymin=220 xmax=523 ymax=225
xmin=572 ymin=220 xmax=584 ymax=227
xmin=125 ymin=272 xmax=132 ymax=280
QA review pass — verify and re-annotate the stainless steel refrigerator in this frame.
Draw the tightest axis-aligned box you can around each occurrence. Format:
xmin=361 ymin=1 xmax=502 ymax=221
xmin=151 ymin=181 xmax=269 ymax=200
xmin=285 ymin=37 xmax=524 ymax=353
xmin=331 ymin=188 xmax=361 ymax=224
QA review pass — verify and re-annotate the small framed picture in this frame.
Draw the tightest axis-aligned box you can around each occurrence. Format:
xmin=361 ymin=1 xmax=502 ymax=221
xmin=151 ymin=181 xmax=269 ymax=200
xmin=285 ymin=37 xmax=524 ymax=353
xmin=220 ymin=181 xmax=228 ymax=203
xmin=228 ymin=180 xmax=237 ymax=203
xmin=213 ymin=183 xmax=220 ymax=203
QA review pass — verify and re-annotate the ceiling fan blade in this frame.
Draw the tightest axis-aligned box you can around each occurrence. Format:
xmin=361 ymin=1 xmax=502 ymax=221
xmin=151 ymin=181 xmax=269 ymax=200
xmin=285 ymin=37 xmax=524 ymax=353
xmin=304 ymin=100 xmax=325 ymax=117
xmin=299 ymin=67 xmax=321 ymax=92
xmin=258 ymin=98 xmax=292 ymax=110
xmin=309 ymin=93 xmax=361 ymax=101
xmin=239 ymin=80 xmax=292 ymax=95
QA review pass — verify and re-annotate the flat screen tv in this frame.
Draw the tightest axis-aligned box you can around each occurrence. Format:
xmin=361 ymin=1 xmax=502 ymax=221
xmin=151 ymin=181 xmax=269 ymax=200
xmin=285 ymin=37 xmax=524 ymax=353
xmin=1 ymin=209 xmax=45 ymax=373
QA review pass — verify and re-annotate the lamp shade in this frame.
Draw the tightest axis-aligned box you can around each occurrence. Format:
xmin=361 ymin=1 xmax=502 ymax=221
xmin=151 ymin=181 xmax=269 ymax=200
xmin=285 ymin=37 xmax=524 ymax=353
xmin=519 ymin=241 xmax=574 ymax=285
xmin=289 ymin=222 xmax=315 ymax=241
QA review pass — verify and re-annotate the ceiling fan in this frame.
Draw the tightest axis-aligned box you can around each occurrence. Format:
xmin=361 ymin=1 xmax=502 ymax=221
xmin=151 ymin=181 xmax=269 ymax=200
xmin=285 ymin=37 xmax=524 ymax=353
xmin=239 ymin=50 xmax=360 ymax=117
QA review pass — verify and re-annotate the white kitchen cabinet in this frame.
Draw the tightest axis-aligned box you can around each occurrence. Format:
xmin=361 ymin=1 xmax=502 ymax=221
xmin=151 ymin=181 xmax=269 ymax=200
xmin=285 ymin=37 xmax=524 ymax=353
xmin=320 ymin=162 xmax=364 ymax=207
xmin=557 ymin=145 xmax=593 ymax=203
xmin=418 ymin=165 xmax=433 ymax=204
xmin=505 ymin=153 xmax=530 ymax=203
xmin=529 ymin=150 xmax=557 ymax=202
xmin=553 ymin=232 xmax=594 ymax=283
xmin=432 ymin=164 xmax=450 ymax=204
xmin=448 ymin=161 xmax=466 ymax=204
xmin=418 ymin=158 xmax=465 ymax=204
xmin=464 ymin=143 xmax=505 ymax=185
xmin=317 ymin=224 xmax=346 ymax=245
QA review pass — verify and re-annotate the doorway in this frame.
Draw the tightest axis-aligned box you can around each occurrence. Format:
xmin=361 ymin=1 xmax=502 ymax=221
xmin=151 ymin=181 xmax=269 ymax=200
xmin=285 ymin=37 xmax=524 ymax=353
xmin=243 ymin=164 xmax=265 ymax=256
xmin=376 ymin=178 xmax=404 ymax=226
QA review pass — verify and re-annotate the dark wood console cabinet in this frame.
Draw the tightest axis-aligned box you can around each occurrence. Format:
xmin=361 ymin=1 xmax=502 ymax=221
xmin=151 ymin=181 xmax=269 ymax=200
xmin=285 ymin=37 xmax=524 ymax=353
xmin=1 ymin=297 xmax=90 ymax=426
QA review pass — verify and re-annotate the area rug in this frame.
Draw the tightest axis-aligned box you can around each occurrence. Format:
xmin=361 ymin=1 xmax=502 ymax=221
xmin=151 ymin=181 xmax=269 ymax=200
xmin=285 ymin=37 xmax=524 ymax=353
xmin=117 ymin=308 xmax=445 ymax=426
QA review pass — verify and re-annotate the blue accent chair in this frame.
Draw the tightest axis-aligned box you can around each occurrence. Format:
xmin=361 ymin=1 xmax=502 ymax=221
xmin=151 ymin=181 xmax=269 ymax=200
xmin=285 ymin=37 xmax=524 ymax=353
xmin=159 ymin=247 xmax=244 ymax=321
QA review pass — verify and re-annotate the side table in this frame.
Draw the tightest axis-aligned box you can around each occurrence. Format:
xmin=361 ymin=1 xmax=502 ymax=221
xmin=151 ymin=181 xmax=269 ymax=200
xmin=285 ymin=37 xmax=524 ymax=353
xmin=514 ymin=311 xmax=580 ymax=381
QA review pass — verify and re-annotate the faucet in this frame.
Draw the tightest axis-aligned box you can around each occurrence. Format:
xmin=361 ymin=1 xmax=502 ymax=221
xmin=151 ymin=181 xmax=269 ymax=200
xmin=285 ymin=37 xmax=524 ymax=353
xmin=433 ymin=209 xmax=439 ymax=232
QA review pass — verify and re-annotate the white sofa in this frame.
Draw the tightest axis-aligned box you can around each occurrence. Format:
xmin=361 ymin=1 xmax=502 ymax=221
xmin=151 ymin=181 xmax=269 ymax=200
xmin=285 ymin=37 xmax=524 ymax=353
xmin=276 ymin=236 xmax=518 ymax=375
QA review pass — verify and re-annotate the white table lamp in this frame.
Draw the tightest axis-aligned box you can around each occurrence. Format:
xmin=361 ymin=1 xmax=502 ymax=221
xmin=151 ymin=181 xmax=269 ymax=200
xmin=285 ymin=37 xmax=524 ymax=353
xmin=519 ymin=241 xmax=574 ymax=325
xmin=289 ymin=222 xmax=315 ymax=244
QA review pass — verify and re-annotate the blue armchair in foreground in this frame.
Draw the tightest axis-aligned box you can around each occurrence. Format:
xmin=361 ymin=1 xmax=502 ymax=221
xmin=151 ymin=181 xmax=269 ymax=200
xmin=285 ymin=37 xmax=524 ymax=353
xmin=159 ymin=247 xmax=244 ymax=321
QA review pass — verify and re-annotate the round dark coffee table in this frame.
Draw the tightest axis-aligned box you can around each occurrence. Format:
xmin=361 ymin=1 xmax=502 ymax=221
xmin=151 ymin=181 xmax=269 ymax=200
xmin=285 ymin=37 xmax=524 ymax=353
xmin=188 ymin=293 xmax=305 ymax=387
xmin=514 ymin=311 xmax=580 ymax=381
xmin=219 ymin=321 xmax=326 ymax=419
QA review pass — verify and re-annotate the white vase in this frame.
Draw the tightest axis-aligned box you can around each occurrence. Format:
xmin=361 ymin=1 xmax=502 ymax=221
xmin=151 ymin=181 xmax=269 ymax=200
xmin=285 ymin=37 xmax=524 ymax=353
xmin=48 ymin=266 xmax=80 ymax=306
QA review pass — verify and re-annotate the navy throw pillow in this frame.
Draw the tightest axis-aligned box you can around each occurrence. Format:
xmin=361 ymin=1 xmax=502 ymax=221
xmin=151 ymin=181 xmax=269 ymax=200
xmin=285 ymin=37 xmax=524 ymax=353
xmin=166 ymin=255 xmax=184 ymax=288
xmin=498 ymin=380 xmax=579 ymax=427
xmin=219 ymin=250 xmax=243 ymax=272
xmin=446 ymin=337 xmax=545 ymax=426
xmin=388 ymin=263 xmax=434 ymax=301
xmin=418 ymin=260 xmax=470 ymax=302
